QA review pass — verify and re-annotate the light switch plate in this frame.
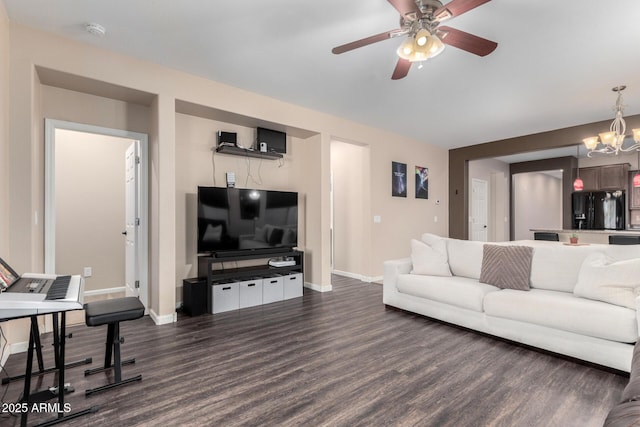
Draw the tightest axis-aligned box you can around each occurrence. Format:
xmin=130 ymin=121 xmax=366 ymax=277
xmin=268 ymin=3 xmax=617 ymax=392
xmin=226 ymin=172 xmax=236 ymax=188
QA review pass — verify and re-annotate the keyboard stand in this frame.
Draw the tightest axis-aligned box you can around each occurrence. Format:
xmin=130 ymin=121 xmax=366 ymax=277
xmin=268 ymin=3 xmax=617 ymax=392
xmin=2 ymin=316 xmax=92 ymax=385
xmin=20 ymin=311 xmax=98 ymax=427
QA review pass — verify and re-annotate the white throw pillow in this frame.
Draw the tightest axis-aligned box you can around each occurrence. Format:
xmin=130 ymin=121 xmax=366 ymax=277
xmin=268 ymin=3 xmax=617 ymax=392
xmin=574 ymin=252 xmax=640 ymax=309
xmin=410 ymin=238 xmax=452 ymax=277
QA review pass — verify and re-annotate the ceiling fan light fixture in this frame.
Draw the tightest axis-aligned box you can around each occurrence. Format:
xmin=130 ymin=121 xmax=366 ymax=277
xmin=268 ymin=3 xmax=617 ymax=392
xmin=415 ymin=29 xmax=430 ymax=47
xmin=428 ymin=35 xmax=445 ymax=57
xmin=396 ymin=38 xmax=415 ymax=60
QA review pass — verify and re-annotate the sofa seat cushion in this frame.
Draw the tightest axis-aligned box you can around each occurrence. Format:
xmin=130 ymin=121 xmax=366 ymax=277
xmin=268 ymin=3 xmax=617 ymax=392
xmin=484 ymin=288 xmax=637 ymax=343
xmin=396 ymin=274 xmax=500 ymax=312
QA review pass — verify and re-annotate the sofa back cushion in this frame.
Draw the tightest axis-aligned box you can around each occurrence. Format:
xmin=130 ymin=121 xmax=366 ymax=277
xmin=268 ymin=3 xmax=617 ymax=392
xmin=529 ymin=243 xmax=601 ymax=292
xmin=446 ymin=238 xmax=486 ymax=279
xmin=410 ymin=238 xmax=452 ymax=277
xmin=574 ymin=252 xmax=640 ymax=309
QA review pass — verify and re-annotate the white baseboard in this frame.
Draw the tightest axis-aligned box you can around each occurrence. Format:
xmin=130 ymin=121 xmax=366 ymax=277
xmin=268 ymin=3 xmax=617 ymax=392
xmin=304 ymin=282 xmax=332 ymax=292
xmin=332 ymin=270 xmax=381 ymax=283
xmin=84 ymin=286 xmax=126 ymax=297
xmin=9 ymin=340 xmax=29 ymax=355
xmin=149 ymin=308 xmax=176 ymax=325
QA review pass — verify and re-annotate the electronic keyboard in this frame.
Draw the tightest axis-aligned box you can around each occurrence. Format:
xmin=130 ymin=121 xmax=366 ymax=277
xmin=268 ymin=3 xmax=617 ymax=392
xmin=0 ymin=274 xmax=84 ymax=320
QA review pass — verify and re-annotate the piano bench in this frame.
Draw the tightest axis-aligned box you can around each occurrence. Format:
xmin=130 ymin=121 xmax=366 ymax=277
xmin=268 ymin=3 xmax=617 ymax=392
xmin=83 ymin=297 xmax=144 ymax=396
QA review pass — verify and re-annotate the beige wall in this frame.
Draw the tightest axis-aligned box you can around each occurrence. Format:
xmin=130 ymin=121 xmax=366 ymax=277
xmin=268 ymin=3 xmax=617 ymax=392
xmin=513 ymin=172 xmax=562 ymax=240
xmin=55 ymin=129 xmax=130 ymax=292
xmin=175 ymin=113 xmax=309 ymax=288
xmin=4 ymin=21 xmax=448 ymax=349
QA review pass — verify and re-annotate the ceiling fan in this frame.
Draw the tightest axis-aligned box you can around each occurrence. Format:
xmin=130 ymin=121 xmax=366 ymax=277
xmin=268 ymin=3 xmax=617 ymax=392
xmin=332 ymin=0 xmax=497 ymax=80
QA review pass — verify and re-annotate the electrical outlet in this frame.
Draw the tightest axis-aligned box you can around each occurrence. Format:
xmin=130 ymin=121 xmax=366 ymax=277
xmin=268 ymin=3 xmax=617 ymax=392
xmin=83 ymin=267 xmax=92 ymax=277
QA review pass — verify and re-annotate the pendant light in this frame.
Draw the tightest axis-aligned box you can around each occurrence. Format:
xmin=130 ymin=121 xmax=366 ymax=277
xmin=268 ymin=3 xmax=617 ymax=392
xmin=634 ymin=150 xmax=640 ymax=188
xmin=573 ymin=145 xmax=584 ymax=191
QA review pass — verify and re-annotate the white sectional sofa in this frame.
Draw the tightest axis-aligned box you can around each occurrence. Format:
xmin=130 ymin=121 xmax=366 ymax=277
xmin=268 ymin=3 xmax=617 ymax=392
xmin=383 ymin=234 xmax=640 ymax=372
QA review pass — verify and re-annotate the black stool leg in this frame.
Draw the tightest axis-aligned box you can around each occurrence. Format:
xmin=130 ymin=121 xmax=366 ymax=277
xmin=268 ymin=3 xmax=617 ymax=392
xmin=113 ymin=323 xmax=121 ymax=383
xmin=85 ymin=321 xmax=141 ymax=396
xmin=105 ymin=323 xmax=115 ymax=369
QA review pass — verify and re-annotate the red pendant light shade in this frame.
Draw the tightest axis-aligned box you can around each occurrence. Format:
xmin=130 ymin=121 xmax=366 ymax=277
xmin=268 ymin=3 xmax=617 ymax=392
xmin=574 ymin=145 xmax=583 ymax=191
xmin=635 ymin=150 xmax=640 ymax=188
xmin=573 ymin=177 xmax=584 ymax=191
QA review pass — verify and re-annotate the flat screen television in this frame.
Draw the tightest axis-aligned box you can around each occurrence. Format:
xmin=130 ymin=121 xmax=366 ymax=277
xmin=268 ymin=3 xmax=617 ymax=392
xmin=197 ymin=187 xmax=298 ymax=255
xmin=257 ymin=127 xmax=286 ymax=153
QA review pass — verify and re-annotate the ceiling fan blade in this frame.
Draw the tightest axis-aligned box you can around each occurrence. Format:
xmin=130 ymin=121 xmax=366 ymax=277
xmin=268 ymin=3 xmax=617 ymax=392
xmin=391 ymin=58 xmax=411 ymax=80
xmin=332 ymin=30 xmax=399 ymax=55
xmin=387 ymin=0 xmax=422 ymax=20
xmin=434 ymin=0 xmax=491 ymax=21
xmin=438 ymin=26 xmax=497 ymax=56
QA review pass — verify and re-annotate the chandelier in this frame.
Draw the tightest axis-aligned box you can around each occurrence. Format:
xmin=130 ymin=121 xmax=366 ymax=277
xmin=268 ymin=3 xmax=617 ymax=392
xmin=583 ymin=85 xmax=640 ymax=157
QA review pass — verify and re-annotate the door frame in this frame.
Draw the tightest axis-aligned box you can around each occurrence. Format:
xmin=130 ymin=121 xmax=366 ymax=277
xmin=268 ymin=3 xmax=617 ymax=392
xmin=44 ymin=119 xmax=149 ymax=309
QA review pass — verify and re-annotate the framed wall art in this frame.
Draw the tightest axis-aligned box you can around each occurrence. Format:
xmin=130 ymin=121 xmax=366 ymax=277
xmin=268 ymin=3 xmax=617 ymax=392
xmin=392 ymin=161 xmax=407 ymax=197
xmin=415 ymin=166 xmax=428 ymax=199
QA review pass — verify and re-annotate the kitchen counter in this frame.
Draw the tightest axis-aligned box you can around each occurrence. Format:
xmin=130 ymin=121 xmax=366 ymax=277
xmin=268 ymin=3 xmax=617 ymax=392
xmin=530 ymin=229 xmax=640 ymax=244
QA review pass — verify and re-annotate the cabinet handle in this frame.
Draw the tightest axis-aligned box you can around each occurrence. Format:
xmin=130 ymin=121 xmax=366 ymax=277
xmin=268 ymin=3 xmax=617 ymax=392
xmin=222 ymin=287 xmax=231 ymax=290
xmin=270 ymin=280 xmax=277 ymax=284
xmin=248 ymin=283 xmax=255 ymax=287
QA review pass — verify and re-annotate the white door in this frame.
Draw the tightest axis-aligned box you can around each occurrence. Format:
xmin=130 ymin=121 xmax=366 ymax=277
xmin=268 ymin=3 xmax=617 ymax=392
xmin=471 ymin=179 xmax=488 ymax=241
xmin=125 ymin=142 xmax=139 ymax=298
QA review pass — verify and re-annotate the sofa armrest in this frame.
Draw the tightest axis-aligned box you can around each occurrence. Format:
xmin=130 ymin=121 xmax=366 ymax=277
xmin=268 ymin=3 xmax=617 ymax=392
xmin=383 ymin=258 xmax=412 ymax=286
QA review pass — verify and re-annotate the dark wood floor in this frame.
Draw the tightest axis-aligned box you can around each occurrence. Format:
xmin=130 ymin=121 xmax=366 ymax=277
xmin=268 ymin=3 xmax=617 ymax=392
xmin=1 ymin=275 xmax=627 ymax=426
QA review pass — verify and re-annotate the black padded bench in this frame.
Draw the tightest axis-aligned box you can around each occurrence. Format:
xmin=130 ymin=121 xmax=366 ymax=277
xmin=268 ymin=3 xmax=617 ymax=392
xmin=84 ymin=297 xmax=144 ymax=396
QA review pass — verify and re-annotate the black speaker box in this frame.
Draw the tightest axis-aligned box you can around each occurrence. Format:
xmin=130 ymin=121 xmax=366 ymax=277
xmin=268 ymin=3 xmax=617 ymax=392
xmin=183 ymin=278 xmax=208 ymax=316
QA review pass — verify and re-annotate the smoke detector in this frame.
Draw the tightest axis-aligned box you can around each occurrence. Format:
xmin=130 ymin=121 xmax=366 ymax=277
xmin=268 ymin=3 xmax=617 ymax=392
xmin=85 ymin=23 xmax=106 ymax=37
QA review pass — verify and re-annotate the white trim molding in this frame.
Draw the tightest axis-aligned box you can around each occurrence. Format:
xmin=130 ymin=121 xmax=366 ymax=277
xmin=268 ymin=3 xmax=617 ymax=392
xmin=332 ymin=270 xmax=381 ymax=283
xmin=149 ymin=308 xmax=176 ymax=325
xmin=304 ymin=282 xmax=332 ymax=292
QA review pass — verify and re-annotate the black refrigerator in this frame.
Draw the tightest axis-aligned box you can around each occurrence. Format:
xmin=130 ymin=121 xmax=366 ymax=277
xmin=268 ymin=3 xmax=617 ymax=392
xmin=572 ymin=191 xmax=625 ymax=230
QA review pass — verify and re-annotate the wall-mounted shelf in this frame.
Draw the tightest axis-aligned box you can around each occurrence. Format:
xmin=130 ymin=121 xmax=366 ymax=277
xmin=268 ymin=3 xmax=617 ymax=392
xmin=215 ymin=145 xmax=283 ymax=160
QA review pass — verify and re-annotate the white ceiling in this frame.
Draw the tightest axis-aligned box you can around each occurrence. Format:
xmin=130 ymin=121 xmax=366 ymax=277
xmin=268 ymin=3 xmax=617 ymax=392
xmin=4 ymin=0 xmax=640 ymax=151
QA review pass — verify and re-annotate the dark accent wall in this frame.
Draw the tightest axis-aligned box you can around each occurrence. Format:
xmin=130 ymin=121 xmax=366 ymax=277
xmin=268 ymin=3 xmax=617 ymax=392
xmin=509 ymin=157 xmax=577 ymax=238
xmin=449 ymin=114 xmax=640 ymax=239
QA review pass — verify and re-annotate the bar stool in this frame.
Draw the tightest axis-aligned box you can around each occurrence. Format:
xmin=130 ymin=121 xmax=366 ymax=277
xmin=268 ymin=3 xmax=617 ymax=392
xmin=84 ymin=297 xmax=144 ymax=396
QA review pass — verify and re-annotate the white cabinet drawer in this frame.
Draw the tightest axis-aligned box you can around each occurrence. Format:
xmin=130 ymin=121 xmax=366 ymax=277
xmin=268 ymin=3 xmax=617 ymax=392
xmin=239 ymin=279 xmax=263 ymax=309
xmin=210 ymin=282 xmax=239 ymax=314
xmin=262 ymin=276 xmax=284 ymax=304
xmin=283 ymin=273 xmax=303 ymax=299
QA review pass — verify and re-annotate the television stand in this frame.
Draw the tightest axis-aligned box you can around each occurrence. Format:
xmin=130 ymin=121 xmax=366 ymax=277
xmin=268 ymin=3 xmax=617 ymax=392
xmin=187 ymin=250 xmax=304 ymax=316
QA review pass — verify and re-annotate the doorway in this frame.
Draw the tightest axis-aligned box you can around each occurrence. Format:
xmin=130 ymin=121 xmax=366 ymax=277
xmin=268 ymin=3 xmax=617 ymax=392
xmin=329 ymin=139 xmax=370 ymax=281
xmin=44 ymin=119 xmax=149 ymax=309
